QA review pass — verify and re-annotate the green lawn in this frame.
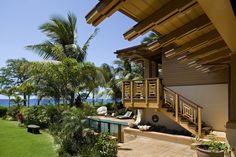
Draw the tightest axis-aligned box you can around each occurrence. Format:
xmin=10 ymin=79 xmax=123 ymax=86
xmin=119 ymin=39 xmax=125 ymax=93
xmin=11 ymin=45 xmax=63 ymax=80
xmin=0 ymin=119 xmax=57 ymax=157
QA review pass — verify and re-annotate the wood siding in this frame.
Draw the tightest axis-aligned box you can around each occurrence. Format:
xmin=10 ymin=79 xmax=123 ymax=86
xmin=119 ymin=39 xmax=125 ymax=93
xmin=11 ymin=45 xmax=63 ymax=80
xmin=162 ymin=55 xmax=229 ymax=86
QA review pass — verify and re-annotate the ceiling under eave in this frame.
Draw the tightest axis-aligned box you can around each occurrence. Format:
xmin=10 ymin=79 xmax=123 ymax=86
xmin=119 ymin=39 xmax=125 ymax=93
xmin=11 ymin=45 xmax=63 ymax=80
xmin=85 ymin=0 xmax=235 ymax=73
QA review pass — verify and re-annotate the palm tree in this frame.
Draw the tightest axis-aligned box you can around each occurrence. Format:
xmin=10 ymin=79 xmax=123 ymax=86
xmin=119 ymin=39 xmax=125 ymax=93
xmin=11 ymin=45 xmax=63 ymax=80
xmin=100 ymin=64 xmax=121 ymax=110
xmin=26 ymin=12 xmax=99 ymax=63
xmin=141 ymin=32 xmax=159 ymax=44
xmin=113 ymin=59 xmax=143 ymax=80
xmin=26 ymin=13 xmax=99 ymax=106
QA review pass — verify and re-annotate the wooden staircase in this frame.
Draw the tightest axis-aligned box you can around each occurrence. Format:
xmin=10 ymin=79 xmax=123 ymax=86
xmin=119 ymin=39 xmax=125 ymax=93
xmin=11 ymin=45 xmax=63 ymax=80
xmin=161 ymin=87 xmax=211 ymax=137
xmin=122 ymin=78 xmax=211 ymax=137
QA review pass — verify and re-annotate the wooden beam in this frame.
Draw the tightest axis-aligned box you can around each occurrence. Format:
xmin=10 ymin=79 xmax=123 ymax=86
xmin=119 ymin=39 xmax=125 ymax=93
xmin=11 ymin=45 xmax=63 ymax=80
xmin=148 ymin=14 xmax=211 ymax=51
xmin=86 ymin=0 xmax=124 ymax=26
xmin=166 ymin=30 xmax=221 ymax=59
xmin=197 ymin=49 xmax=231 ymax=64
xmin=206 ymin=56 xmax=231 ymax=65
xmin=179 ymin=40 xmax=228 ymax=63
xmin=123 ymin=0 xmax=196 ymax=41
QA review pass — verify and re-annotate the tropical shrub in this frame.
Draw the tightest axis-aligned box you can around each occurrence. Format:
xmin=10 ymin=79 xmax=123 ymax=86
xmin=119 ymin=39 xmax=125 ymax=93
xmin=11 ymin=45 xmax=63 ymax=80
xmin=0 ymin=106 xmax=7 ymax=117
xmin=95 ymin=133 xmax=118 ymax=157
xmin=21 ymin=105 xmax=49 ymax=128
xmin=16 ymin=112 xmax=24 ymax=123
xmin=50 ymin=107 xmax=117 ymax=157
xmin=6 ymin=105 xmax=21 ymax=120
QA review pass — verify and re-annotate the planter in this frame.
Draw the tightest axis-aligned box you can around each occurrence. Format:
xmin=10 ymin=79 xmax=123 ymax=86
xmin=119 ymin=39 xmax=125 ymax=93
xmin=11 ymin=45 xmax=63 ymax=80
xmin=196 ymin=146 xmax=224 ymax=157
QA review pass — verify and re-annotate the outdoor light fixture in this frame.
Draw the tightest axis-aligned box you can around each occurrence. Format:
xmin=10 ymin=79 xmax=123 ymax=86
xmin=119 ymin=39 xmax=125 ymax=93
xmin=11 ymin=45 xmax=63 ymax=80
xmin=177 ymin=55 xmax=187 ymax=61
xmin=164 ymin=48 xmax=175 ymax=55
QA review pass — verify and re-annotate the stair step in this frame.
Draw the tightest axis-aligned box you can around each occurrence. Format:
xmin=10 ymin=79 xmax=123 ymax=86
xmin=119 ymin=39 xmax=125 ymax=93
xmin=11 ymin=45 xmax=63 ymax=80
xmin=166 ymin=107 xmax=174 ymax=112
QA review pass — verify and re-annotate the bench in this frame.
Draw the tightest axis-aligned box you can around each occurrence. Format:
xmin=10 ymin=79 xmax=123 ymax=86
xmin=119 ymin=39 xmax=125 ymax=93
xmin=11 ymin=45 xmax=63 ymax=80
xmin=27 ymin=125 xmax=40 ymax=134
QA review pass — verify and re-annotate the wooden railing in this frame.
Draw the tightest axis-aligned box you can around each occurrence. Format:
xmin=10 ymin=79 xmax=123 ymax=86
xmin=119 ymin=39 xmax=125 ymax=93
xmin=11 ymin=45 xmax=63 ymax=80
xmin=163 ymin=87 xmax=203 ymax=136
xmin=122 ymin=78 xmax=160 ymax=108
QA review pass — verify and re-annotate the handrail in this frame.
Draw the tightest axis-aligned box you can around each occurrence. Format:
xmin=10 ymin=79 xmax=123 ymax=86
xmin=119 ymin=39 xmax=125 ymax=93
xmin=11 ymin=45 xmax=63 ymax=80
xmin=163 ymin=86 xmax=203 ymax=136
xmin=164 ymin=87 xmax=203 ymax=109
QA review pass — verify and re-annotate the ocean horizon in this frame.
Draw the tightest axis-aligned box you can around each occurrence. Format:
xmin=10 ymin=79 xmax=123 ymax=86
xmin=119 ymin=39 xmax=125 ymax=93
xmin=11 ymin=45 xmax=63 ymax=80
xmin=0 ymin=98 xmax=113 ymax=107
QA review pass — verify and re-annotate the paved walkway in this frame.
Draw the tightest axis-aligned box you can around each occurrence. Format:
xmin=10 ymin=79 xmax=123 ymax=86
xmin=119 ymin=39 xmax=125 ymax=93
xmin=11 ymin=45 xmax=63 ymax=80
xmin=118 ymin=136 xmax=197 ymax=157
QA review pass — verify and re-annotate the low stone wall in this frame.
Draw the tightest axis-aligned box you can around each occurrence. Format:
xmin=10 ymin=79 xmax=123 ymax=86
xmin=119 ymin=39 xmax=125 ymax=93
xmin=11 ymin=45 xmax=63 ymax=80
xmin=124 ymin=127 xmax=193 ymax=145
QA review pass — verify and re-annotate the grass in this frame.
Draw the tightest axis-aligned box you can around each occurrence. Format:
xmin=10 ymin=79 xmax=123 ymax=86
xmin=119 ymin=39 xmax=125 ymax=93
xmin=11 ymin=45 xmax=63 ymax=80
xmin=0 ymin=119 xmax=57 ymax=157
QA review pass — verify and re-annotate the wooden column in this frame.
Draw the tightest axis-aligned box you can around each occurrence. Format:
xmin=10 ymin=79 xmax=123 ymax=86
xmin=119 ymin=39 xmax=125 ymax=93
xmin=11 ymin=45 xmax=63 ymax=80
xmin=143 ymin=59 xmax=151 ymax=78
xmin=226 ymin=53 xmax=236 ymax=157
xmin=151 ymin=61 xmax=157 ymax=77
xmin=198 ymin=107 xmax=202 ymax=136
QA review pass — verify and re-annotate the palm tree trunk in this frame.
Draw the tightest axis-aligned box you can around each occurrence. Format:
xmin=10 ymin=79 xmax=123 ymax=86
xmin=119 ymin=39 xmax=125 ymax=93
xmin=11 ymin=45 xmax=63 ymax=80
xmin=92 ymin=90 xmax=95 ymax=106
xmin=23 ymin=93 xmax=27 ymax=106
xmin=37 ymin=97 xmax=42 ymax=106
xmin=27 ymin=95 xmax=30 ymax=107
xmin=70 ymin=92 xmax=75 ymax=107
xmin=8 ymin=96 xmax=10 ymax=108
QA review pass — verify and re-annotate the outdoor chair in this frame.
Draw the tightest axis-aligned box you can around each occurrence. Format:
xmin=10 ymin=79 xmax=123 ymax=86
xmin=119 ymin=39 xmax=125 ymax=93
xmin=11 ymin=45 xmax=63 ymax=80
xmin=117 ymin=111 xmax=133 ymax=119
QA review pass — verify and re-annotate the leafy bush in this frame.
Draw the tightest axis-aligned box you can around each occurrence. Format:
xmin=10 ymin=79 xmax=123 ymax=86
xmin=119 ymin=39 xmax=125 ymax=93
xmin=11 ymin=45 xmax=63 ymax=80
xmin=0 ymin=106 xmax=8 ymax=117
xmin=95 ymin=134 xmax=118 ymax=157
xmin=50 ymin=107 xmax=117 ymax=157
xmin=21 ymin=105 xmax=49 ymax=128
xmin=6 ymin=105 xmax=21 ymax=120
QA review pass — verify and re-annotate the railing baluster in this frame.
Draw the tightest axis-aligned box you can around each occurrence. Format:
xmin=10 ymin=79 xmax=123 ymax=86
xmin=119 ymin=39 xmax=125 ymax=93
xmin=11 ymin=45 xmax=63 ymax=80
xmin=131 ymin=81 xmax=133 ymax=107
xmin=157 ymin=79 xmax=160 ymax=108
xmin=122 ymin=82 xmax=124 ymax=104
xmin=175 ymin=94 xmax=179 ymax=122
xmin=145 ymin=79 xmax=148 ymax=107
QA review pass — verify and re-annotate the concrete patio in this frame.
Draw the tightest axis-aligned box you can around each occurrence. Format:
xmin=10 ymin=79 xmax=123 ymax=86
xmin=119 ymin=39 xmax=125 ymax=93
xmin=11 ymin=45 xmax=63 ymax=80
xmin=118 ymin=136 xmax=197 ymax=157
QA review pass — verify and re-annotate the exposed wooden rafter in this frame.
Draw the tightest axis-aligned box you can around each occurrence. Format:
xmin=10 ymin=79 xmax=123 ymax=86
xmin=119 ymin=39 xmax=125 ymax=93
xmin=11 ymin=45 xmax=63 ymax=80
xmin=166 ymin=29 xmax=221 ymax=59
xmin=179 ymin=40 xmax=228 ymax=63
xmin=85 ymin=0 xmax=124 ymax=26
xmin=123 ymin=0 xmax=196 ymax=41
xmin=197 ymin=49 xmax=231 ymax=65
xmin=148 ymin=14 xmax=211 ymax=51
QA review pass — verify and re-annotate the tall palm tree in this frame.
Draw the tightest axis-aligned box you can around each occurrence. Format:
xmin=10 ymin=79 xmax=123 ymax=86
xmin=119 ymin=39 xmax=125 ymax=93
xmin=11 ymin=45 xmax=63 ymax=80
xmin=26 ymin=12 xmax=99 ymax=63
xmin=100 ymin=64 xmax=121 ymax=109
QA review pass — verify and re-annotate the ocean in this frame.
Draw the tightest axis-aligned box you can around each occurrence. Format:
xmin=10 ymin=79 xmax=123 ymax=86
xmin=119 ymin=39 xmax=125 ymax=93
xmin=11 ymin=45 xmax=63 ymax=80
xmin=0 ymin=98 xmax=113 ymax=107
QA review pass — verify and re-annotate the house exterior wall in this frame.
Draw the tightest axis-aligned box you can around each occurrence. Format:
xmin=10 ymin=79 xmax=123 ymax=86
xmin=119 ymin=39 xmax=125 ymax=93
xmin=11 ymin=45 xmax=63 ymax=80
xmin=169 ymin=84 xmax=228 ymax=131
xmin=160 ymin=55 xmax=228 ymax=131
xmin=162 ymin=56 xmax=229 ymax=86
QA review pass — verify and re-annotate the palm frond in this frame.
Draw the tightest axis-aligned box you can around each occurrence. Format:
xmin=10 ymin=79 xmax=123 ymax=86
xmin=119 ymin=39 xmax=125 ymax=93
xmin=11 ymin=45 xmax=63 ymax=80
xmin=25 ymin=41 xmax=66 ymax=60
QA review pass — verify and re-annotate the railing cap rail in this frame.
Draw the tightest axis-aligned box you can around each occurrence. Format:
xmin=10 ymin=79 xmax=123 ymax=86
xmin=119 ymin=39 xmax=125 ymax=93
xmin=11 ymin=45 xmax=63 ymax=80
xmin=164 ymin=87 xmax=203 ymax=109
xmin=122 ymin=77 xmax=160 ymax=82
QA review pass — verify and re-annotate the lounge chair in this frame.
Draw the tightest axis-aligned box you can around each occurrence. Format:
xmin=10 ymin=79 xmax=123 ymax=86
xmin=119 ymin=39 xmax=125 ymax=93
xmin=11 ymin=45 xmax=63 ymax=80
xmin=117 ymin=111 xmax=133 ymax=119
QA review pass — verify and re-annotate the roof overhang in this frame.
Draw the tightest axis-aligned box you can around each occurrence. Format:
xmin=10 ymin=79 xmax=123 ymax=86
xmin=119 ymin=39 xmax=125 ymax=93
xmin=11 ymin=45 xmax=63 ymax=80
xmin=86 ymin=0 xmax=235 ymax=73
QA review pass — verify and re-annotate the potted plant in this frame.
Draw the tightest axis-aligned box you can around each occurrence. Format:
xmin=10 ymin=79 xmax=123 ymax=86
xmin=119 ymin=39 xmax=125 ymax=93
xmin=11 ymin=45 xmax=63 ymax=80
xmin=194 ymin=135 xmax=229 ymax=157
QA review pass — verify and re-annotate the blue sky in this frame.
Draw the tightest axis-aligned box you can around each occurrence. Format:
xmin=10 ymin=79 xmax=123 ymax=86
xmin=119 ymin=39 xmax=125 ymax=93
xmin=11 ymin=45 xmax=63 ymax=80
xmin=0 ymin=0 xmax=145 ymax=99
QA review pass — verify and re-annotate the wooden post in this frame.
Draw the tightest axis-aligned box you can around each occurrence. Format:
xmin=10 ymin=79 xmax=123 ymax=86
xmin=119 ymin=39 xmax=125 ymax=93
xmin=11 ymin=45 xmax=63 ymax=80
xmin=175 ymin=94 xmax=179 ymax=122
xmin=122 ymin=81 xmax=124 ymax=104
xmin=198 ymin=107 xmax=202 ymax=136
xmin=145 ymin=79 xmax=148 ymax=107
xmin=157 ymin=78 xmax=160 ymax=108
xmin=131 ymin=81 xmax=133 ymax=107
